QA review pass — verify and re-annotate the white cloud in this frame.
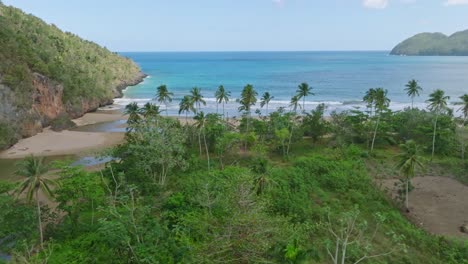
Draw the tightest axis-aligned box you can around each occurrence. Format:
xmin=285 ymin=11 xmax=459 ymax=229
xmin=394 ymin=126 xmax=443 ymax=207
xmin=363 ymin=0 xmax=389 ymax=9
xmin=444 ymin=0 xmax=468 ymax=5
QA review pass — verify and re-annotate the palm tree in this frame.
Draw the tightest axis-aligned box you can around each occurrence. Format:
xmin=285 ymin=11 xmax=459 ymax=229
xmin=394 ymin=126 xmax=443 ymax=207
xmin=370 ymin=88 xmax=390 ymax=152
xmin=194 ymin=111 xmax=210 ymax=170
xmin=139 ymin=102 xmax=162 ymax=119
xmin=238 ymin=84 xmax=258 ymax=132
xmin=15 ymin=156 xmax=56 ymax=248
xmin=190 ymin=87 xmax=206 ymax=113
xmin=405 ymin=79 xmax=423 ymax=109
xmin=296 ymin=82 xmax=314 ymax=112
xmin=260 ymin=92 xmax=274 ymax=116
xmin=215 ymin=85 xmax=231 ymax=118
xmin=457 ymin=94 xmax=468 ymax=159
xmin=155 ymin=85 xmax=174 ymax=116
xmin=427 ymin=89 xmax=450 ymax=160
xmin=363 ymin=88 xmax=377 ymax=116
xmin=124 ymin=102 xmax=141 ymax=130
xmin=397 ymin=140 xmax=424 ymax=212
xmin=179 ymin=95 xmax=194 ymax=123
xmin=289 ymin=95 xmax=302 ymax=114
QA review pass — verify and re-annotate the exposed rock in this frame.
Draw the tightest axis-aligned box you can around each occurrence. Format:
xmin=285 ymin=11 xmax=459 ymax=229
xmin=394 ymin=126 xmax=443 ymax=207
xmin=461 ymin=223 xmax=468 ymax=234
xmin=0 ymin=71 xmax=145 ymax=149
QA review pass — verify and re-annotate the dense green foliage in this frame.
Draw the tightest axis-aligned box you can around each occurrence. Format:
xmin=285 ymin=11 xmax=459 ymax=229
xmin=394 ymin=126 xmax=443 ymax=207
xmin=0 ymin=3 xmax=141 ymax=108
xmin=3 ymin=90 xmax=467 ymax=262
xmin=391 ymin=30 xmax=468 ymax=56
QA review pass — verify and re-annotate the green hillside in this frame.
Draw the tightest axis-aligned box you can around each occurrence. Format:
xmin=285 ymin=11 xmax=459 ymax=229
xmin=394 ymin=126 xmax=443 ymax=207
xmin=0 ymin=3 xmax=144 ymax=148
xmin=391 ymin=30 xmax=468 ymax=56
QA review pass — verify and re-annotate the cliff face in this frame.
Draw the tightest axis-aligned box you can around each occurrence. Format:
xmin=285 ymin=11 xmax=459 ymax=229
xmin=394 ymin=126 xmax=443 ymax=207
xmin=0 ymin=3 xmax=145 ymax=149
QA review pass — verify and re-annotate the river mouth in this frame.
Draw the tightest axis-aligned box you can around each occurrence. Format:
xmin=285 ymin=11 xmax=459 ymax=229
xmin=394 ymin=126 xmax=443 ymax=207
xmin=71 ymin=119 xmax=127 ymax=133
xmin=0 ymin=118 xmax=126 ymax=181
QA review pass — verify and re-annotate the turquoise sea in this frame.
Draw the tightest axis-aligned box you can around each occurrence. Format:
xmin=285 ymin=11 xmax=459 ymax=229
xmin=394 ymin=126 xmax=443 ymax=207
xmin=116 ymin=51 xmax=468 ymax=116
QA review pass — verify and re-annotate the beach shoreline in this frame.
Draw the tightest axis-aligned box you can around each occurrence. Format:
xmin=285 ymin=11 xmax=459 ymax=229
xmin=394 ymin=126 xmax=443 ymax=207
xmin=0 ymin=111 xmax=127 ymax=159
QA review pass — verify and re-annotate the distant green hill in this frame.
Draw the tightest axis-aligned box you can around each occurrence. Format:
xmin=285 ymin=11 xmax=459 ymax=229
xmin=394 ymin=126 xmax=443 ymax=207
xmin=390 ymin=30 xmax=468 ymax=56
xmin=0 ymin=3 xmax=145 ymax=148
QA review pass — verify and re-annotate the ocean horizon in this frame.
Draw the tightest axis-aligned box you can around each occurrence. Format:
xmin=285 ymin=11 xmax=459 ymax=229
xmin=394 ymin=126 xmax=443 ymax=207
xmin=115 ymin=51 xmax=468 ymax=117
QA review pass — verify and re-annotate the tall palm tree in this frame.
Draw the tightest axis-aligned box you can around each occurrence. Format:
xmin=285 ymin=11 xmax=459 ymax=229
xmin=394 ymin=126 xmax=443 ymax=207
xmin=155 ymin=85 xmax=174 ymax=116
xmin=15 ymin=156 xmax=56 ymax=248
xmin=370 ymin=88 xmax=390 ymax=152
xmin=427 ymin=89 xmax=450 ymax=160
xmin=124 ymin=102 xmax=141 ymax=130
xmin=260 ymin=92 xmax=274 ymax=116
xmin=139 ymin=102 xmax=162 ymax=119
xmin=397 ymin=140 xmax=424 ymax=212
xmin=238 ymin=84 xmax=258 ymax=132
xmin=296 ymin=82 xmax=314 ymax=112
xmin=457 ymin=94 xmax=468 ymax=159
xmin=289 ymin=95 xmax=302 ymax=114
xmin=190 ymin=87 xmax=206 ymax=113
xmin=179 ymin=95 xmax=194 ymax=123
xmin=194 ymin=111 xmax=210 ymax=170
xmin=215 ymin=85 xmax=231 ymax=118
xmin=405 ymin=79 xmax=423 ymax=109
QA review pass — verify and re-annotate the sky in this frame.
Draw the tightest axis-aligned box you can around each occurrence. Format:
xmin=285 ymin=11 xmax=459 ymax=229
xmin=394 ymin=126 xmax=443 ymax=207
xmin=3 ymin=0 xmax=468 ymax=51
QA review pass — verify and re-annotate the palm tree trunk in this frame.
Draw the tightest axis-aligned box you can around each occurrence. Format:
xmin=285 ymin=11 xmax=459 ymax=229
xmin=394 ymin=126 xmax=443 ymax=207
xmin=303 ymin=97 xmax=306 ymax=113
xmin=370 ymin=114 xmax=381 ymax=153
xmin=411 ymin=97 xmax=414 ymax=109
xmin=216 ymin=103 xmax=219 ymax=114
xmin=203 ymin=127 xmax=210 ymax=171
xmin=405 ymin=177 xmax=409 ymax=212
xmin=266 ymin=103 xmax=269 ymax=116
xmin=198 ymin=130 xmax=202 ymax=156
xmin=431 ymin=114 xmax=439 ymax=161
xmin=222 ymin=101 xmax=225 ymax=121
xmin=462 ymin=118 xmax=466 ymax=160
xmin=36 ymin=190 xmax=44 ymax=249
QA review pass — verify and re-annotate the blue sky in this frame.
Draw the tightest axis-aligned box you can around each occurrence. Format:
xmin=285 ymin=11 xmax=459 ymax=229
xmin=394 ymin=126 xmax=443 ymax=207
xmin=4 ymin=0 xmax=468 ymax=51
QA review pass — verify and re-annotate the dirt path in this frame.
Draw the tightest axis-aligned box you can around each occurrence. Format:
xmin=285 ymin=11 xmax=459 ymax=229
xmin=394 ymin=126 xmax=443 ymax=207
xmin=380 ymin=176 xmax=468 ymax=238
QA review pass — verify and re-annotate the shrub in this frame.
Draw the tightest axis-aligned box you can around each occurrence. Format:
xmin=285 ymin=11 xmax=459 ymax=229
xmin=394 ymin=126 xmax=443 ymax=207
xmin=50 ymin=113 xmax=76 ymax=131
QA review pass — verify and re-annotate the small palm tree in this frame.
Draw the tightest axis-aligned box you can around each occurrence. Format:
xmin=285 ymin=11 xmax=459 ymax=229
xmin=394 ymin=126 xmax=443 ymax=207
xmin=397 ymin=140 xmax=424 ymax=212
xmin=15 ymin=156 xmax=56 ymax=248
xmin=363 ymin=88 xmax=377 ymax=116
xmin=139 ymin=102 xmax=162 ymax=119
xmin=155 ymin=85 xmax=174 ymax=116
xmin=457 ymin=94 xmax=468 ymax=159
xmin=124 ymin=102 xmax=141 ymax=130
xmin=194 ymin=111 xmax=210 ymax=170
xmin=179 ymin=95 xmax=194 ymax=123
xmin=405 ymin=79 xmax=423 ymax=109
xmin=190 ymin=87 xmax=206 ymax=113
xmin=215 ymin=85 xmax=231 ymax=118
xmin=260 ymin=92 xmax=274 ymax=116
xmin=370 ymin=88 xmax=390 ymax=152
xmin=289 ymin=95 xmax=302 ymax=114
xmin=238 ymin=84 xmax=258 ymax=132
xmin=296 ymin=82 xmax=314 ymax=112
xmin=427 ymin=89 xmax=450 ymax=160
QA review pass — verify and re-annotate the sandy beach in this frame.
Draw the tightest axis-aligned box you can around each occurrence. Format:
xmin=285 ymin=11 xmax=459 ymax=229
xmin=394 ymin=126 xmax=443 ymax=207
xmin=0 ymin=111 xmax=126 ymax=159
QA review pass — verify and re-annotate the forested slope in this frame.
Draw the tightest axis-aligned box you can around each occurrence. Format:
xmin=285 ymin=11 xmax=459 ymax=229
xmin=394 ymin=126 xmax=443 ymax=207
xmin=0 ymin=3 xmax=145 ymax=149
xmin=391 ymin=30 xmax=468 ymax=56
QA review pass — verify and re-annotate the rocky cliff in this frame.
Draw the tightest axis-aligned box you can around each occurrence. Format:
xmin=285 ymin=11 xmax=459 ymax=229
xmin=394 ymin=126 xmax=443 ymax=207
xmin=0 ymin=3 xmax=145 ymax=149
